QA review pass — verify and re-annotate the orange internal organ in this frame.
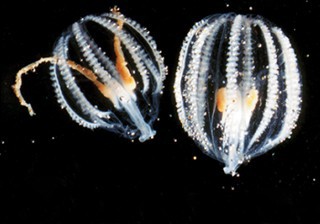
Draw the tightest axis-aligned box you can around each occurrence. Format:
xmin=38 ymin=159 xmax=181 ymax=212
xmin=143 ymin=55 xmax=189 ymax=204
xmin=112 ymin=7 xmax=137 ymax=92
xmin=217 ymin=87 xmax=227 ymax=113
xmin=246 ymin=89 xmax=259 ymax=112
xmin=66 ymin=60 xmax=116 ymax=105
xmin=216 ymin=87 xmax=259 ymax=113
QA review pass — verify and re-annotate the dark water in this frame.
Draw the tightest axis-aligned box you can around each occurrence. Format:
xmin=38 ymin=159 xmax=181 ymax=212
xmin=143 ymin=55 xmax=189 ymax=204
xmin=0 ymin=0 xmax=319 ymax=223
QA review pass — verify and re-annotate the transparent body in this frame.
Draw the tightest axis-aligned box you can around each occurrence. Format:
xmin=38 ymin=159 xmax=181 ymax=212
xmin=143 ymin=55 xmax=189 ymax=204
xmin=14 ymin=9 xmax=167 ymax=142
xmin=174 ymin=13 xmax=302 ymax=175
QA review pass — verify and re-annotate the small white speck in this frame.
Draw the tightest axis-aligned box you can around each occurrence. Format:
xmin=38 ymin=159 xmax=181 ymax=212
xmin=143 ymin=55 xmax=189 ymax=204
xmin=249 ymin=6 xmax=253 ymax=11
xmin=157 ymin=118 xmax=161 ymax=121
xmin=31 ymin=140 xmax=35 ymax=144
xmin=257 ymin=43 xmax=262 ymax=48
xmin=313 ymin=178 xmax=316 ymax=182
xmin=193 ymin=156 xmax=197 ymax=160
xmin=306 ymin=54 xmax=310 ymax=58
xmin=1 ymin=141 xmax=5 ymax=145
xmin=231 ymin=186 xmax=235 ymax=191
xmin=169 ymin=114 xmax=173 ymax=118
xmin=226 ymin=3 xmax=230 ymax=7
xmin=51 ymin=136 xmax=55 ymax=140
xmin=173 ymin=138 xmax=178 ymax=143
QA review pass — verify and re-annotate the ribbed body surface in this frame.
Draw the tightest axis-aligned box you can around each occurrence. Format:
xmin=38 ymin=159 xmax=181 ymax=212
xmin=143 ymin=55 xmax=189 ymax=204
xmin=50 ymin=11 xmax=167 ymax=142
xmin=174 ymin=13 xmax=302 ymax=175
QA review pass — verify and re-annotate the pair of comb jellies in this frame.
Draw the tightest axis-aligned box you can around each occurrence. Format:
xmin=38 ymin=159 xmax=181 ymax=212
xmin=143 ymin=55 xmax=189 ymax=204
xmin=13 ymin=7 xmax=302 ymax=175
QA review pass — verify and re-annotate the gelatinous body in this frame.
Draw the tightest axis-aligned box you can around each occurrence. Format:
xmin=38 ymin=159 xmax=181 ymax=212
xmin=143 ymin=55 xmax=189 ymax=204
xmin=13 ymin=7 xmax=167 ymax=142
xmin=174 ymin=13 xmax=302 ymax=175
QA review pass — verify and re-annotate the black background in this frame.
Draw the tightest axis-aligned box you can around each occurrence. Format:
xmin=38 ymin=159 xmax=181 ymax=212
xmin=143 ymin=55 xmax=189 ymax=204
xmin=0 ymin=0 xmax=319 ymax=223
